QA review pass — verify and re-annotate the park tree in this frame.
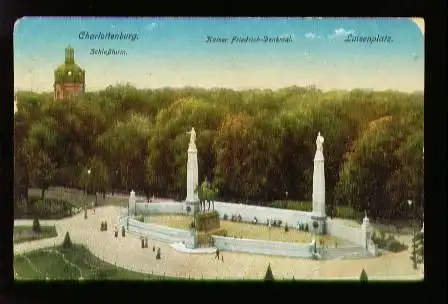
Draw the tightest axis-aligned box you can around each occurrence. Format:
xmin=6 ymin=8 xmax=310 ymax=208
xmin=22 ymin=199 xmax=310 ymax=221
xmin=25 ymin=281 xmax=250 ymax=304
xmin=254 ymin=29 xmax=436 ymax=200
xmin=97 ymin=112 xmax=152 ymax=193
xmin=14 ymin=86 xmax=423 ymax=226
xmin=410 ymin=232 xmax=424 ymax=270
xmin=23 ymin=118 xmax=59 ymax=202
xmin=360 ymin=269 xmax=368 ymax=282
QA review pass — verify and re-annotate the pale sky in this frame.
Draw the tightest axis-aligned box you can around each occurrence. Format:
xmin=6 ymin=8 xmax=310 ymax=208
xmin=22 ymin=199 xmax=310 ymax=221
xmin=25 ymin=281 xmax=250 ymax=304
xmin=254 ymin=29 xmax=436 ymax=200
xmin=14 ymin=17 xmax=424 ymax=92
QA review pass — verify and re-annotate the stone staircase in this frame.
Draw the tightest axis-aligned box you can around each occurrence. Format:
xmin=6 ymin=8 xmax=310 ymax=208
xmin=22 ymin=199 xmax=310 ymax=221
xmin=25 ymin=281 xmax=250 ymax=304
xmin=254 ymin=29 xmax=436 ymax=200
xmin=320 ymin=246 xmax=374 ymax=260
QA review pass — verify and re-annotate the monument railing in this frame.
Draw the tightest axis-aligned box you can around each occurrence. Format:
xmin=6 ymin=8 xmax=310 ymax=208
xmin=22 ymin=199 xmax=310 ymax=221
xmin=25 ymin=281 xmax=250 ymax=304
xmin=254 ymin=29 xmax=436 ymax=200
xmin=211 ymin=235 xmax=313 ymax=258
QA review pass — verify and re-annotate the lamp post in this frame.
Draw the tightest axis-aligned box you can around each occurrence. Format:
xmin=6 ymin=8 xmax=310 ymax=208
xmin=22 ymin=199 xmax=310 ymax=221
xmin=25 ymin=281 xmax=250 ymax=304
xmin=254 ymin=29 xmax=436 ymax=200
xmin=84 ymin=168 xmax=91 ymax=219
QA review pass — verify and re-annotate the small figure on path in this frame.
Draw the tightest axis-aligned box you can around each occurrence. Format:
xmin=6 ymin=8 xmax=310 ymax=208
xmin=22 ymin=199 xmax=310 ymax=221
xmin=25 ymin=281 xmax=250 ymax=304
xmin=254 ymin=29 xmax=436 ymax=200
xmin=114 ymin=226 xmax=118 ymax=238
xmin=215 ymin=248 xmax=220 ymax=259
xmin=91 ymin=201 xmax=95 ymax=214
xmin=141 ymin=237 xmax=145 ymax=248
xmin=145 ymin=237 xmax=148 ymax=248
xmin=221 ymin=252 xmax=224 ymax=262
xmin=153 ymin=245 xmax=155 ymax=252
xmin=156 ymin=247 xmax=161 ymax=260
xmin=121 ymin=226 xmax=126 ymax=237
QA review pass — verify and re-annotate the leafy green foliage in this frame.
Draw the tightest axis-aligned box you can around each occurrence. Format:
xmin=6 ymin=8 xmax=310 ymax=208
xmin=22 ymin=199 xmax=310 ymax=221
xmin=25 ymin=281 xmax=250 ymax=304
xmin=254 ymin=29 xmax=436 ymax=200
xmin=264 ymin=263 xmax=274 ymax=281
xmin=14 ymin=86 xmax=423 ymax=223
xmin=62 ymin=232 xmax=73 ymax=249
xmin=360 ymin=269 xmax=368 ymax=282
xmin=410 ymin=232 xmax=424 ymax=269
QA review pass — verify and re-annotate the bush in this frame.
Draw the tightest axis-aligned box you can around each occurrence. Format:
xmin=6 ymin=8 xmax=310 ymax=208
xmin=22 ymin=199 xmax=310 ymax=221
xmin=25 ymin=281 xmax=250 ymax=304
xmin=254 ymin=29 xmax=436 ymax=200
xmin=386 ymin=239 xmax=407 ymax=252
xmin=32 ymin=217 xmax=41 ymax=233
xmin=360 ymin=269 xmax=368 ymax=282
xmin=237 ymin=214 xmax=242 ymax=222
xmin=304 ymin=224 xmax=309 ymax=232
xmin=190 ymin=221 xmax=196 ymax=229
xmin=223 ymin=213 xmax=228 ymax=220
xmin=104 ymin=221 xmax=108 ymax=231
xmin=312 ymin=221 xmax=319 ymax=231
xmin=264 ymin=263 xmax=274 ymax=281
xmin=137 ymin=215 xmax=144 ymax=222
xmin=32 ymin=198 xmax=74 ymax=219
xmin=278 ymin=220 xmax=282 ymax=226
xmin=62 ymin=232 xmax=73 ymax=249
xmin=285 ymin=224 xmax=289 ymax=232
xmin=186 ymin=206 xmax=191 ymax=214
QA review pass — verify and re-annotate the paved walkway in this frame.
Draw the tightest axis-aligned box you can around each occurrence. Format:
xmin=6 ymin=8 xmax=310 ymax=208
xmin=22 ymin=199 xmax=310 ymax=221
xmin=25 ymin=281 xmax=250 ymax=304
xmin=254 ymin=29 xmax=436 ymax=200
xmin=14 ymin=206 xmax=423 ymax=280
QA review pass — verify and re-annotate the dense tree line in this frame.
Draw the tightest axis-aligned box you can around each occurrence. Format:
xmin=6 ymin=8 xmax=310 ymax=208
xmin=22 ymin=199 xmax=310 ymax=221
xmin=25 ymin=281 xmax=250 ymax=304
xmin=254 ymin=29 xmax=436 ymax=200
xmin=14 ymin=84 xmax=424 ymax=222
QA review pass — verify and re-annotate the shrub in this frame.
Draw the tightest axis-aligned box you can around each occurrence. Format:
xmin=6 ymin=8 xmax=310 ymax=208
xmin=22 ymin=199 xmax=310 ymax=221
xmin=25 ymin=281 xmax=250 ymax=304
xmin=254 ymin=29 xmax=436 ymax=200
xmin=223 ymin=214 xmax=228 ymax=220
xmin=360 ymin=269 xmax=368 ymax=282
xmin=285 ymin=224 xmax=289 ymax=232
xmin=264 ymin=263 xmax=274 ymax=281
xmin=312 ymin=221 xmax=319 ymax=231
xmin=186 ymin=206 xmax=191 ymax=214
xmin=386 ymin=239 xmax=407 ymax=252
xmin=237 ymin=214 xmax=242 ymax=222
xmin=278 ymin=220 xmax=282 ymax=226
xmin=32 ymin=217 xmax=41 ymax=233
xmin=32 ymin=198 xmax=74 ymax=219
xmin=137 ymin=215 xmax=144 ymax=222
xmin=104 ymin=221 xmax=108 ymax=231
xmin=62 ymin=232 xmax=73 ymax=249
xmin=190 ymin=221 xmax=196 ymax=229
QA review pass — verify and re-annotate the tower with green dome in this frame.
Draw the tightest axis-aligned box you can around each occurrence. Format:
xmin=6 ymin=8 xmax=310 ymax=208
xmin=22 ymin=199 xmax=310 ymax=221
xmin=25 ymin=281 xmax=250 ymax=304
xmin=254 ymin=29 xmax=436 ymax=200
xmin=54 ymin=45 xmax=85 ymax=100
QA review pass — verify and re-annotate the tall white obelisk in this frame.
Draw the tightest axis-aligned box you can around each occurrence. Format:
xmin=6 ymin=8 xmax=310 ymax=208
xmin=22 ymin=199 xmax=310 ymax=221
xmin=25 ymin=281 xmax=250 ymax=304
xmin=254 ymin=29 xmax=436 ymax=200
xmin=185 ymin=127 xmax=199 ymax=209
xmin=311 ymin=132 xmax=326 ymax=233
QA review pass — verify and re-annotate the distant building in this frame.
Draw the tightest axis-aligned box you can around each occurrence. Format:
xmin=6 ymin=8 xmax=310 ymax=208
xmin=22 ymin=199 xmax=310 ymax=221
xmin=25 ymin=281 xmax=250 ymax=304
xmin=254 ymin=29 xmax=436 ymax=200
xmin=54 ymin=45 xmax=85 ymax=100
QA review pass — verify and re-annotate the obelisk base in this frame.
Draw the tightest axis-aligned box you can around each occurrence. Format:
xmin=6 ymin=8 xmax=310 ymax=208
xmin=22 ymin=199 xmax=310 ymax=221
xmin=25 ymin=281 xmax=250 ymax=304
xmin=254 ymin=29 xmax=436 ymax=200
xmin=310 ymin=214 xmax=327 ymax=235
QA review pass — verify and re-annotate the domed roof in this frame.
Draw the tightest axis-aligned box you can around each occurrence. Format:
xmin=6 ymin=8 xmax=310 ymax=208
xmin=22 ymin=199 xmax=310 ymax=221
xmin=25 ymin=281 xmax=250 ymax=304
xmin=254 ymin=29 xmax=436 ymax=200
xmin=54 ymin=45 xmax=85 ymax=84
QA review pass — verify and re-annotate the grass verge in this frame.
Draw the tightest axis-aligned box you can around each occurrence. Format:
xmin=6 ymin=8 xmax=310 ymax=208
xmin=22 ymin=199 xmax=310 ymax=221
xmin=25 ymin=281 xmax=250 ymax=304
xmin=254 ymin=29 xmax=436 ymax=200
xmin=14 ymin=226 xmax=58 ymax=244
xmin=14 ymin=244 xmax=173 ymax=280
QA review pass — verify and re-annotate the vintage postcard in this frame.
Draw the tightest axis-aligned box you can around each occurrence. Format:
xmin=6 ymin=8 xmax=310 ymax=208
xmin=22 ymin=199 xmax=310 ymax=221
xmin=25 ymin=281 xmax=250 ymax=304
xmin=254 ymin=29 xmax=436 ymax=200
xmin=13 ymin=17 xmax=424 ymax=281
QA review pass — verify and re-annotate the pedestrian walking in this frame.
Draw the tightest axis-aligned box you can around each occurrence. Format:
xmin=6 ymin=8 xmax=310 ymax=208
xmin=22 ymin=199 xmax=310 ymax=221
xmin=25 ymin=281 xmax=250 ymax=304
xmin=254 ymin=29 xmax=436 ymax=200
xmin=91 ymin=201 xmax=95 ymax=214
xmin=221 ymin=252 xmax=223 ymax=262
xmin=114 ymin=226 xmax=118 ymax=238
xmin=215 ymin=248 xmax=220 ymax=259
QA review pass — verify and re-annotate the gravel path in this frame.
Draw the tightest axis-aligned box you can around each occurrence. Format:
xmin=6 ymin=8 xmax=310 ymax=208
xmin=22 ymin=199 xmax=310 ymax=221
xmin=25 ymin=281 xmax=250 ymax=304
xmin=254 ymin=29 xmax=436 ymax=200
xmin=14 ymin=206 xmax=424 ymax=280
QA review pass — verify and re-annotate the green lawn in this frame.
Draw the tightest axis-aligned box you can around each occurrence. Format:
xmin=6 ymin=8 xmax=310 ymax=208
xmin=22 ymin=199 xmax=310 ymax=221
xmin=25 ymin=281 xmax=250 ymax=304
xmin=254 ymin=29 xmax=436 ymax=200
xmin=14 ymin=244 xmax=174 ymax=281
xmin=14 ymin=226 xmax=58 ymax=244
xmin=28 ymin=187 xmax=126 ymax=208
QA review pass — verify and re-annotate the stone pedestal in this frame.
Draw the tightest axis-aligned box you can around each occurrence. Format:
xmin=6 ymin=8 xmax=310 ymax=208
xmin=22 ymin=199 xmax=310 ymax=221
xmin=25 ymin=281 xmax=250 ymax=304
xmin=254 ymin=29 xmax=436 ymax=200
xmin=185 ymin=143 xmax=199 ymax=204
xmin=361 ymin=215 xmax=372 ymax=250
xmin=311 ymin=132 xmax=326 ymax=234
xmin=185 ymin=200 xmax=200 ymax=215
xmin=310 ymin=215 xmax=326 ymax=234
xmin=185 ymin=229 xmax=198 ymax=249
